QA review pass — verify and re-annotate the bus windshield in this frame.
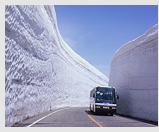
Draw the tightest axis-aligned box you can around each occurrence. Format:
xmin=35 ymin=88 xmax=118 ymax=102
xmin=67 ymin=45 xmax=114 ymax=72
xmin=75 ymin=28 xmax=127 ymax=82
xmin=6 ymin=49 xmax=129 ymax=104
xmin=96 ymin=87 xmax=116 ymax=102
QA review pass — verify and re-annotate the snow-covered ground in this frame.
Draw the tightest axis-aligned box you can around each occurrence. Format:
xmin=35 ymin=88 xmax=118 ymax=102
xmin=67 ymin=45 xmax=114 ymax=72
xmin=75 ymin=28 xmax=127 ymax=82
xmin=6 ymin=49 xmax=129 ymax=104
xmin=109 ymin=24 xmax=158 ymax=122
xmin=5 ymin=5 xmax=108 ymax=127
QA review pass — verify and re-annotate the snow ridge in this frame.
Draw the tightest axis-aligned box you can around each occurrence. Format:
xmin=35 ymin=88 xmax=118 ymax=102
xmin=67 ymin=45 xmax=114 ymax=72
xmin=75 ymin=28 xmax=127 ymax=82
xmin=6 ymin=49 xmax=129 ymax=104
xmin=5 ymin=5 xmax=108 ymax=127
xmin=111 ymin=24 xmax=158 ymax=66
xmin=109 ymin=24 xmax=158 ymax=122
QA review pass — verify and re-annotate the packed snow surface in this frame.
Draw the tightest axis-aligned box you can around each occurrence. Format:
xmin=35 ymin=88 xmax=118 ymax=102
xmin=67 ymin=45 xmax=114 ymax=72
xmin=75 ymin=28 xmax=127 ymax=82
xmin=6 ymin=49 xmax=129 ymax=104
xmin=5 ymin=5 xmax=108 ymax=126
xmin=109 ymin=24 xmax=158 ymax=122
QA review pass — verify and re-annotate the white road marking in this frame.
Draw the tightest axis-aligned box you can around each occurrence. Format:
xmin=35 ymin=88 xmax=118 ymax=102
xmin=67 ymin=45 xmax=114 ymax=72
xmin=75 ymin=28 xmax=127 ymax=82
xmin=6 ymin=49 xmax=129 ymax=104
xmin=27 ymin=107 xmax=69 ymax=127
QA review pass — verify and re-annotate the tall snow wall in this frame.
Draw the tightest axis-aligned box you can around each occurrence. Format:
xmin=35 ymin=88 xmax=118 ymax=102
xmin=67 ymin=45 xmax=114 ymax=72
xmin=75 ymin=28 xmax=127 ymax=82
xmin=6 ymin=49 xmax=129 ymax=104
xmin=5 ymin=5 xmax=108 ymax=127
xmin=109 ymin=24 xmax=158 ymax=122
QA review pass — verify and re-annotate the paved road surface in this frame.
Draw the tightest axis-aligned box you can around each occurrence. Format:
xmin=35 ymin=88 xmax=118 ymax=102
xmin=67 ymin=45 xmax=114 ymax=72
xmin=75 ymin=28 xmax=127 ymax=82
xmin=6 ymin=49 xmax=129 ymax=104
xmin=13 ymin=107 xmax=157 ymax=127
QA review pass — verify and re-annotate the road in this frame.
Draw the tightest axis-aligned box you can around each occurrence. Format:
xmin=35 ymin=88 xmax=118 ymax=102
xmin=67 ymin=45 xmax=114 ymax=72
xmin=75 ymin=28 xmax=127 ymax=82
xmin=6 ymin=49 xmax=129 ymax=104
xmin=13 ymin=107 xmax=157 ymax=127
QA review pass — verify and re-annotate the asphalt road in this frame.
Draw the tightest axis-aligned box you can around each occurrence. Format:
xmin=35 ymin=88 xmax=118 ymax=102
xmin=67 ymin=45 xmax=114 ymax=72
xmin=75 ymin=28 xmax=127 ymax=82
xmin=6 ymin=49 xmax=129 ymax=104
xmin=13 ymin=107 xmax=157 ymax=127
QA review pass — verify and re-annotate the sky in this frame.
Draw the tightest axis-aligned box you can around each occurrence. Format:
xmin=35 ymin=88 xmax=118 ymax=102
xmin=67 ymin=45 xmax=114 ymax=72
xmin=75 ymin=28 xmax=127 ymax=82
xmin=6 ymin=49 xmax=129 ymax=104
xmin=54 ymin=5 xmax=158 ymax=77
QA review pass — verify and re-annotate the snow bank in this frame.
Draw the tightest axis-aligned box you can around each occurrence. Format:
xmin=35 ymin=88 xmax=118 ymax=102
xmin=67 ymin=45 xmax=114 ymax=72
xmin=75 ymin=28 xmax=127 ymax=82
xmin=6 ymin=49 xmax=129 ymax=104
xmin=5 ymin=5 xmax=108 ymax=127
xmin=109 ymin=24 xmax=158 ymax=122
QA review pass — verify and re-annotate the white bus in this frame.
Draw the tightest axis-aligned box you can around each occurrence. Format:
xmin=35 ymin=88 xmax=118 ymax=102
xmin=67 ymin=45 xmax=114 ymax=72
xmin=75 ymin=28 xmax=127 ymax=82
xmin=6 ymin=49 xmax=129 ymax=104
xmin=90 ymin=86 xmax=119 ymax=116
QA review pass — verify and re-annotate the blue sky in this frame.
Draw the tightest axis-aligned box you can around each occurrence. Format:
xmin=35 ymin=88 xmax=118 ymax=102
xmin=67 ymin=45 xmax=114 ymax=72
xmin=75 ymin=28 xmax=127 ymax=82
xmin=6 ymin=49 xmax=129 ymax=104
xmin=54 ymin=5 xmax=158 ymax=77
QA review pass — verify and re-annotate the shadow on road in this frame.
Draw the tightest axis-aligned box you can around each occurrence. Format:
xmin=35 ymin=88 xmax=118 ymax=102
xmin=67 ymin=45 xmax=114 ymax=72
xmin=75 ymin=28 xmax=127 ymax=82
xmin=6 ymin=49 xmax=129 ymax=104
xmin=115 ymin=113 xmax=158 ymax=126
xmin=85 ymin=109 xmax=115 ymax=116
xmin=85 ymin=109 xmax=158 ymax=126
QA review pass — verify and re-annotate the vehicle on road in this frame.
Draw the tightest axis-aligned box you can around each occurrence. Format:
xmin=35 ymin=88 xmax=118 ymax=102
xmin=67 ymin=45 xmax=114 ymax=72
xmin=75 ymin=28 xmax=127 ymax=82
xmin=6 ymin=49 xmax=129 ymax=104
xmin=90 ymin=86 xmax=119 ymax=116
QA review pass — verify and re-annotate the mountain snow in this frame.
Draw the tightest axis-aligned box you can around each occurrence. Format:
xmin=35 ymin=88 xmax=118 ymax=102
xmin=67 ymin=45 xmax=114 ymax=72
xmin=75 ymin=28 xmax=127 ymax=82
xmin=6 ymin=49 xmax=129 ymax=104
xmin=109 ymin=24 xmax=158 ymax=122
xmin=5 ymin=5 xmax=108 ymax=127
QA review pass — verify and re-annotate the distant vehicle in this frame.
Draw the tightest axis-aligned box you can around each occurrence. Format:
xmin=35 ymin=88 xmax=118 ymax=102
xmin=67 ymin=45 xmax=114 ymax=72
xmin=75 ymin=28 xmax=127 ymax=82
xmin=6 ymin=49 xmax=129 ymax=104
xmin=90 ymin=86 xmax=119 ymax=116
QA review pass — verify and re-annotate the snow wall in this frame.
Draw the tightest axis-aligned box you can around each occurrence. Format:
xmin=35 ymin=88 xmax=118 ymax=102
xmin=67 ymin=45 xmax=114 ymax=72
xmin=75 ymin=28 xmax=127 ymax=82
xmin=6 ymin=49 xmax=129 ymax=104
xmin=5 ymin=5 xmax=108 ymax=127
xmin=109 ymin=24 xmax=158 ymax=122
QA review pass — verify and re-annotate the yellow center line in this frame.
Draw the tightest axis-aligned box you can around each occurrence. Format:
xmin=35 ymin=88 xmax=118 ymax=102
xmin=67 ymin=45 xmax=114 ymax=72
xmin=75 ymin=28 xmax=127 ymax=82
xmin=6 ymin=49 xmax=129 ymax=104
xmin=87 ymin=109 xmax=103 ymax=127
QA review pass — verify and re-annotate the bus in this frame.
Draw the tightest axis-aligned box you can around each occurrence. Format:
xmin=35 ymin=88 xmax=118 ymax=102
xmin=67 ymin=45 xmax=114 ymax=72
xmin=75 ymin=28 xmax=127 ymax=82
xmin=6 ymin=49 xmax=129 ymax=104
xmin=90 ymin=86 xmax=119 ymax=116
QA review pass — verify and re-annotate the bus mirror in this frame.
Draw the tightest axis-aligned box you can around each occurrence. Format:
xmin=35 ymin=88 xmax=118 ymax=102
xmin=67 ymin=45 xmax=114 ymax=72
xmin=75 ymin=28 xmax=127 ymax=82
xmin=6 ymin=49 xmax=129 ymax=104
xmin=93 ymin=93 xmax=95 ymax=98
xmin=117 ymin=95 xmax=119 ymax=99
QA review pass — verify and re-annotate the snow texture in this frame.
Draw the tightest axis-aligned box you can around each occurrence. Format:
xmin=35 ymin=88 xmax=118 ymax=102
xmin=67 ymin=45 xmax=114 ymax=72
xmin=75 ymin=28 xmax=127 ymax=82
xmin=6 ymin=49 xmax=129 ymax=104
xmin=5 ymin=5 xmax=108 ymax=127
xmin=109 ymin=24 xmax=158 ymax=122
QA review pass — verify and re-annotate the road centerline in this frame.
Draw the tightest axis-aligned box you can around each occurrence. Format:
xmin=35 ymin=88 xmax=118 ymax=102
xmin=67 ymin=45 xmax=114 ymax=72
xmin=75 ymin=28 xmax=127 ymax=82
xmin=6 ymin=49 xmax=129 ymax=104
xmin=86 ymin=109 xmax=103 ymax=127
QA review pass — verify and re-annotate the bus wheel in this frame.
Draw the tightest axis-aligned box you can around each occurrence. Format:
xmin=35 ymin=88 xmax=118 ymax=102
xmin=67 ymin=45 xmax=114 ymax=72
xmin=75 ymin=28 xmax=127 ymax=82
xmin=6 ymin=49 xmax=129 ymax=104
xmin=93 ymin=106 xmax=97 ymax=115
xmin=90 ymin=105 xmax=92 ymax=112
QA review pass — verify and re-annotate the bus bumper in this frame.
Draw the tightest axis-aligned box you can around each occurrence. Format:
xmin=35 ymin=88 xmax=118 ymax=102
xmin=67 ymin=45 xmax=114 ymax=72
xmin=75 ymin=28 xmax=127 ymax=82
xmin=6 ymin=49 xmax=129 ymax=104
xmin=95 ymin=105 xmax=116 ymax=114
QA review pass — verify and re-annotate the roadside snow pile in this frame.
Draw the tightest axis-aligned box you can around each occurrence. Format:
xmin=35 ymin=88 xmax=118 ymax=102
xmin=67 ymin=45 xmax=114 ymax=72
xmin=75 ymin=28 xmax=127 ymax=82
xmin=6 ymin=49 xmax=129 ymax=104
xmin=5 ymin=5 xmax=108 ymax=127
xmin=109 ymin=24 xmax=158 ymax=122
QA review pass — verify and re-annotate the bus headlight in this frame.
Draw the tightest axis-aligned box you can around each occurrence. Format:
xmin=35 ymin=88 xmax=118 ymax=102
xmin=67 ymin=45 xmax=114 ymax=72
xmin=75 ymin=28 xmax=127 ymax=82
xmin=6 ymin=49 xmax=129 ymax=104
xmin=95 ymin=106 xmax=100 ymax=108
xmin=112 ymin=106 xmax=117 ymax=109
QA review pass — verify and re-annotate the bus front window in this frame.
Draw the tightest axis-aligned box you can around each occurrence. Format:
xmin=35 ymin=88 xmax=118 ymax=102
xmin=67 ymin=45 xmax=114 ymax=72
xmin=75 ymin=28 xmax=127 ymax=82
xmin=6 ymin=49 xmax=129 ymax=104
xmin=96 ymin=88 xmax=116 ymax=102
